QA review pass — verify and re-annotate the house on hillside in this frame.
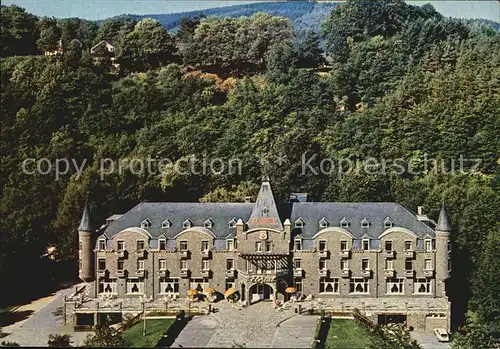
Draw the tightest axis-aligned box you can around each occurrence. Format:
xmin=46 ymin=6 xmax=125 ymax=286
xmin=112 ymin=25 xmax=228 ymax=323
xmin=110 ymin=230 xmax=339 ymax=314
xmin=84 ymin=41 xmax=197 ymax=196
xmin=44 ymin=38 xmax=83 ymax=56
xmin=90 ymin=40 xmax=119 ymax=68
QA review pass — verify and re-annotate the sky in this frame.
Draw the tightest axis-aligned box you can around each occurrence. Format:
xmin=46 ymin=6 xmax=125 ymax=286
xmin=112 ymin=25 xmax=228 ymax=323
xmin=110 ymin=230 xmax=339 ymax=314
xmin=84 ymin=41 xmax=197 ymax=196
xmin=1 ymin=0 xmax=499 ymax=22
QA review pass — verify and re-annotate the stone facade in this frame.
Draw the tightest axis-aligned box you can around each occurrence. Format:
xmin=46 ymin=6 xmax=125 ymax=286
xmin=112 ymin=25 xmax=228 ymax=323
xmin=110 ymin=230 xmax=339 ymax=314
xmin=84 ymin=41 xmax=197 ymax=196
xmin=75 ymin=178 xmax=452 ymax=330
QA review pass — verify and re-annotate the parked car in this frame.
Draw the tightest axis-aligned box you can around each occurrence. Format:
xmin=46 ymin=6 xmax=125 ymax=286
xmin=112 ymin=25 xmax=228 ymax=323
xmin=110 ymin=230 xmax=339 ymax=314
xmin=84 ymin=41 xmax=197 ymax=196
xmin=434 ymin=328 xmax=451 ymax=342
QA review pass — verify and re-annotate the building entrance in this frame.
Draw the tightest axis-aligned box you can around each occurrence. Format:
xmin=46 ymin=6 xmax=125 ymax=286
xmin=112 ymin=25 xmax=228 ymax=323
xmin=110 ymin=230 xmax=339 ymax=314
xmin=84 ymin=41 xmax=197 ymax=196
xmin=249 ymin=283 xmax=273 ymax=303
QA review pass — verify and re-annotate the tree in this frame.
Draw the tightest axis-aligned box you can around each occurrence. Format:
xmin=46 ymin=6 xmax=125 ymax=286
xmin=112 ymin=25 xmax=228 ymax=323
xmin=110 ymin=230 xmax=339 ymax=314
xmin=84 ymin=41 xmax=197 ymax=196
xmin=0 ymin=5 xmax=39 ymax=57
xmin=48 ymin=334 xmax=72 ymax=347
xmin=452 ymin=323 xmax=500 ymax=349
xmin=370 ymin=324 xmax=422 ymax=349
xmin=294 ymin=30 xmax=325 ymax=68
xmin=37 ymin=17 xmax=61 ymax=53
xmin=83 ymin=326 xmax=131 ymax=347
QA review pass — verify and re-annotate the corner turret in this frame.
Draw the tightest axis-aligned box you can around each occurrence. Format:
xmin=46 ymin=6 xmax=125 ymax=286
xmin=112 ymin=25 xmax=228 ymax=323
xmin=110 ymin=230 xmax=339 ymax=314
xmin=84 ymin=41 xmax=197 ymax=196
xmin=78 ymin=201 xmax=94 ymax=282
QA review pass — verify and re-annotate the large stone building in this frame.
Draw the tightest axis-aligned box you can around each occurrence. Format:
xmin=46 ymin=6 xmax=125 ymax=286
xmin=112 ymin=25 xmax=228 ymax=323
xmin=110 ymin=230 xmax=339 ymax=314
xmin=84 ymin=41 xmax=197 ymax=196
xmin=76 ymin=176 xmax=452 ymax=329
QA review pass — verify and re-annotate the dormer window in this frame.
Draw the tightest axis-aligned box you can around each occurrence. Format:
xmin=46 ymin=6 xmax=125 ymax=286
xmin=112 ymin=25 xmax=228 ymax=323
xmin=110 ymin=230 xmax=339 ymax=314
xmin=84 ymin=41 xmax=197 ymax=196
xmin=262 ymin=207 xmax=269 ymax=215
xmin=226 ymin=238 xmax=235 ymax=251
xmin=98 ymin=239 xmax=106 ymax=251
xmin=159 ymin=239 xmax=166 ymax=251
xmin=228 ymin=218 xmax=237 ymax=228
xmin=162 ymin=219 xmax=172 ymax=229
xmin=383 ymin=217 xmax=393 ymax=228
xmin=183 ymin=219 xmax=192 ymax=229
xmin=319 ymin=217 xmax=329 ymax=228
xmin=141 ymin=218 xmax=152 ymax=229
xmin=294 ymin=238 xmax=302 ymax=251
xmin=295 ymin=218 xmax=305 ymax=228
xmin=340 ymin=217 xmax=350 ymax=228
xmin=360 ymin=218 xmax=370 ymax=228
xmin=204 ymin=218 xmax=214 ymax=229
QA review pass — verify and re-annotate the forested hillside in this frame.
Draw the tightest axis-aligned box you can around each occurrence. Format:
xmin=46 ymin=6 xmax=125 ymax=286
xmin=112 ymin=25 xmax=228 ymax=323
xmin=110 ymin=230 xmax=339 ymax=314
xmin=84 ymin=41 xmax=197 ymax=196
xmin=1 ymin=0 xmax=499 ymax=345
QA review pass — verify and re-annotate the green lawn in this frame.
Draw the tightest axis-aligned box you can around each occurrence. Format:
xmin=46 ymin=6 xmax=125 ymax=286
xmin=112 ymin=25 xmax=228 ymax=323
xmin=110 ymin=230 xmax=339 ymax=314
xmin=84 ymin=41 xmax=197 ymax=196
xmin=122 ymin=318 xmax=175 ymax=347
xmin=324 ymin=319 xmax=374 ymax=349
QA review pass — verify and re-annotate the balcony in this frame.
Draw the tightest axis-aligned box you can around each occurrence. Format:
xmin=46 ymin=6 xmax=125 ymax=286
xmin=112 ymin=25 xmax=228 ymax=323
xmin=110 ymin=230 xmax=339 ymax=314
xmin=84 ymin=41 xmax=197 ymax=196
xmin=405 ymin=269 xmax=414 ymax=278
xmin=180 ymin=250 xmax=189 ymax=259
xmin=293 ymin=268 xmax=304 ymax=277
xmin=201 ymin=269 xmax=211 ymax=277
xmin=318 ymin=250 xmax=329 ymax=259
xmin=225 ymin=269 xmax=236 ymax=278
xmin=158 ymin=269 xmax=169 ymax=277
xmin=340 ymin=250 xmax=351 ymax=259
xmin=116 ymin=250 xmax=126 ymax=258
xmin=361 ymin=269 xmax=371 ymax=278
xmin=424 ymin=269 xmax=434 ymax=277
xmin=180 ymin=269 xmax=190 ymax=278
xmin=136 ymin=250 xmax=146 ymax=258
xmin=384 ymin=250 xmax=395 ymax=258
xmin=136 ymin=269 xmax=146 ymax=277
xmin=404 ymin=250 xmax=415 ymax=259
xmin=318 ymin=269 xmax=329 ymax=277
xmin=97 ymin=269 xmax=106 ymax=277
xmin=201 ymin=250 xmax=211 ymax=259
xmin=341 ymin=269 xmax=351 ymax=278
xmin=116 ymin=269 xmax=126 ymax=278
xmin=385 ymin=269 xmax=395 ymax=278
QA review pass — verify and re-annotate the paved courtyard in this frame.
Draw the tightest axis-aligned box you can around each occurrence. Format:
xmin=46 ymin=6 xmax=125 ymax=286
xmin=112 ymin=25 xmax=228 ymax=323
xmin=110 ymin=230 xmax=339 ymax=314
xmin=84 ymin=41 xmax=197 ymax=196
xmin=172 ymin=301 xmax=319 ymax=348
xmin=411 ymin=331 xmax=452 ymax=349
xmin=2 ymin=285 xmax=90 ymax=347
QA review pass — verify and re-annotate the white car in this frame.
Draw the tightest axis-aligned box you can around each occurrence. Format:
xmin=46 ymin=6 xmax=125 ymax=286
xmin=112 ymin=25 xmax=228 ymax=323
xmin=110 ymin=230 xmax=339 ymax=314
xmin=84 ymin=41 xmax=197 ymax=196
xmin=434 ymin=328 xmax=451 ymax=342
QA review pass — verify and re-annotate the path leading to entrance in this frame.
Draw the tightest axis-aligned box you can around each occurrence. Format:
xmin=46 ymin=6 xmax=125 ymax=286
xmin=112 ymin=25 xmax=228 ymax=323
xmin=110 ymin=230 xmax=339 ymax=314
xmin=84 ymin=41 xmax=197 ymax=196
xmin=171 ymin=301 xmax=319 ymax=348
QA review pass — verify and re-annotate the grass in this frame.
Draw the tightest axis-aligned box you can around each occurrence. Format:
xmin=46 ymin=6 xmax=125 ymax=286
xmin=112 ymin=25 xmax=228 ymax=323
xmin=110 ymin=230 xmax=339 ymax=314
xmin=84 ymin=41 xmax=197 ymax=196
xmin=122 ymin=319 xmax=175 ymax=348
xmin=324 ymin=319 xmax=374 ymax=349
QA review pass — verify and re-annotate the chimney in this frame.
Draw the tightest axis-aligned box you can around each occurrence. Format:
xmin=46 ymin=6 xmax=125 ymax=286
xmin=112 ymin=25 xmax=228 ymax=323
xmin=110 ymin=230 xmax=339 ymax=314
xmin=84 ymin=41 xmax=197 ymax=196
xmin=244 ymin=196 xmax=252 ymax=203
xmin=417 ymin=206 xmax=423 ymax=216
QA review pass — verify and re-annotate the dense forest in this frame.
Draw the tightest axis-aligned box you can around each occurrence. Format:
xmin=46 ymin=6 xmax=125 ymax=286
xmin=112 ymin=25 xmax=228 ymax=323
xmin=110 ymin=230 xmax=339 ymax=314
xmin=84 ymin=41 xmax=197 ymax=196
xmin=0 ymin=0 xmax=499 ymax=346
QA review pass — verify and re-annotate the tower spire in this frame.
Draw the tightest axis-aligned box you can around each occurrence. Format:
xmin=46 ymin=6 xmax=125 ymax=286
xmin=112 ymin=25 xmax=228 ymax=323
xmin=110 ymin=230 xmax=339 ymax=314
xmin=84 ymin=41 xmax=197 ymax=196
xmin=78 ymin=200 xmax=93 ymax=232
xmin=247 ymin=177 xmax=283 ymax=231
xmin=436 ymin=203 xmax=452 ymax=232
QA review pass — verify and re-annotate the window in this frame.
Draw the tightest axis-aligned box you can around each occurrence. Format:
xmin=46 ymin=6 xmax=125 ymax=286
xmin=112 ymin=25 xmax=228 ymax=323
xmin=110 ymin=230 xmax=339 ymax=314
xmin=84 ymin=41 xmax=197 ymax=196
xmin=362 ymin=239 xmax=370 ymax=251
xmin=340 ymin=240 xmax=348 ymax=251
xmin=126 ymin=278 xmax=144 ymax=294
xmin=137 ymin=259 xmax=144 ymax=270
xmin=98 ymin=258 xmax=106 ymax=271
xmin=117 ymin=240 xmax=125 ymax=251
xmin=425 ymin=239 xmax=432 ymax=251
xmin=189 ymin=278 xmax=209 ymax=293
xmin=294 ymin=278 xmax=303 ymax=294
xmin=405 ymin=241 xmax=413 ymax=251
xmin=341 ymin=259 xmax=348 ymax=270
xmin=320 ymin=277 xmax=339 ymax=293
xmin=98 ymin=278 xmax=117 ymax=294
xmin=385 ymin=259 xmax=394 ymax=270
xmin=349 ymin=278 xmax=369 ymax=294
xmin=255 ymin=241 xmax=262 ymax=252
xmin=183 ymin=219 xmax=192 ymax=229
xmin=414 ymin=278 xmax=431 ymax=294
xmin=228 ymin=218 xmax=237 ymax=228
xmin=319 ymin=240 xmax=327 ymax=251
xmin=319 ymin=260 xmax=326 ymax=270
xmin=159 ymin=239 xmax=166 ymax=251
xmin=425 ymin=259 xmax=433 ymax=270
xmin=159 ymin=278 xmax=179 ymax=294
xmin=98 ymin=239 xmax=106 ymax=250
xmin=202 ymin=260 xmax=210 ymax=270
xmin=340 ymin=217 xmax=350 ymax=228
xmin=295 ymin=218 xmax=304 ymax=228
xmin=319 ymin=217 xmax=329 ymax=228
xmin=361 ymin=218 xmax=370 ymax=228
xmin=136 ymin=240 xmax=145 ymax=251
xmin=294 ymin=239 xmax=302 ymax=251
xmin=180 ymin=241 xmax=188 ymax=251
xmin=180 ymin=260 xmax=187 ymax=270
xmin=294 ymin=259 xmax=302 ymax=269
xmin=225 ymin=278 xmax=235 ymax=291
xmin=362 ymin=259 xmax=369 ymax=270
xmin=162 ymin=219 xmax=171 ymax=228
xmin=159 ymin=259 xmax=166 ymax=270
xmin=117 ymin=260 xmax=124 ymax=271
xmin=385 ymin=241 xmax=393 ymax=251
xmin=204 ymin=218 xmax=214 ymax=229
xmin=141 ymin=218 xmax=152 ymax=229
xmin=265 ymin=241 xmax=272 ymax=252
xmin=386 ymin=278 xmax=404 ymax=294
xmin=262 ymin=207 xmax=269 ymax=215
xmin=384 ymin=217 xmax=393 ymax=228
xmin=447 ymin=258 xmax=452 ymax=272
xmin=201 ymin=241 xmax=209 ymax=251
xmin=447 ymin=242 xmax=451 ymax=253
xmin=246 ymin=260 xmax=253 ymax=272
xmin=405 ymin=259 xmax=413 ymax=270
xmin=226 ymin=259 xmax=234 ymax=270
xmin=79 ymin=241 xmax=82 ymax=251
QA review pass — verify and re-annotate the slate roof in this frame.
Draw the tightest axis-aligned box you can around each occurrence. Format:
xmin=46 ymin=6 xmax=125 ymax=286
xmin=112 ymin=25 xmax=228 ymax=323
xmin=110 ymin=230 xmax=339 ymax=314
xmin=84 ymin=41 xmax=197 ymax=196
xmin=435 ymin=204 xmax=452 ymax=231
xmin=247 ymin=175 xmax=284 ymax=231
xmin=103 ymin=202 xmax=254 ymax=239
xmin=78 ymin=201 xmax=93 ymax=232
xmin=289 ymin=202 xmax=435 ymax=238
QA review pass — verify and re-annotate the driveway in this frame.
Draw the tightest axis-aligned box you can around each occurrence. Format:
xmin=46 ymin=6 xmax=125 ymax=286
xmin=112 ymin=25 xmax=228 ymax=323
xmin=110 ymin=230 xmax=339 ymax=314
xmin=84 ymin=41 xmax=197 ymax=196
xmin=1 ymin=285 xmax=90 ymax=347
xmin=411 ymin=331 xmax=451 ymax=349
